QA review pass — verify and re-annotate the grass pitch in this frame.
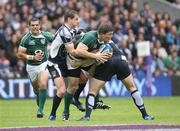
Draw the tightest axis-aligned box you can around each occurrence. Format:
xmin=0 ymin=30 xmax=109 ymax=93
xmin=0 ymin=97 xmax=180 ymax=128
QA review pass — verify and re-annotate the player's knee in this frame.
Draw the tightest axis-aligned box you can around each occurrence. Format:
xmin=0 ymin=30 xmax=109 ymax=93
xmin=56 ymin=89 xmax=65 ymax=97
xmin=39 ymin=81 xmax=47 ymax=89
xmin=126 ymin=83 xmax=136 ymax=92
xmin=88 ymin=90 xmax=97 ymax=96
xmin=67 ymin=86 xmax=78 ymax=94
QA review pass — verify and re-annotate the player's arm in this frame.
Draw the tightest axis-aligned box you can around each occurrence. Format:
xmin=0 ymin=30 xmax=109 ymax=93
xmin=72 ymin=42 xmax=111 ymax=63
xmin=65 ymin=42 xmax=97 ymax=59
xmin=17 ymin=46 xmax=42 ymax=61
xmin=70 ymin=58 xmax=95 ymax=68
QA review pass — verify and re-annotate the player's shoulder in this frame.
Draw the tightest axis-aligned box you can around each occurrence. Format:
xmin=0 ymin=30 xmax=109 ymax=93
xmin=59 ymin=25 xmax=71 ymax=34
xmin=86 ymin=30 xmax=97 ymax=36
xmin=83 ymin=31 xmax=97 ymax=39
xmin=57 ymin=26 xmax=71 ymax=39
xmin=21 ymin=33 xmax=31 ymax=43
xmin=41 ymin=31 xmax=53 ymax=37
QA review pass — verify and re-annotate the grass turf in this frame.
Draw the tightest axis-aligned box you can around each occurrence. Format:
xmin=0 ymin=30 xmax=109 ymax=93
xmin=0 ymin=97 xmax=180 ymax=127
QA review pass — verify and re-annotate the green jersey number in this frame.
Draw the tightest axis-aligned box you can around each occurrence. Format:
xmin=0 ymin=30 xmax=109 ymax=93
xmin=35 ymin=50 xmax=44 ymax=57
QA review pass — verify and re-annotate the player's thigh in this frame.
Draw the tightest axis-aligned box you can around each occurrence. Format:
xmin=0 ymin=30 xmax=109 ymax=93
xmin=79 ymin=71 xmax=88 ymax=84
xmin=26 ymin=65 xmax=39 ymax=82
xmin=31 ymin=80 xmax=39 ymax=93
xmin=38 ymin=70 xmax=49 ymax=88
xmin=37 ymin=62 xmax=49 ymax=88
xmin=54 ymin=77 xmax=66 ymax=97
xmin=67 ymin=76 xmax=80 ymax=93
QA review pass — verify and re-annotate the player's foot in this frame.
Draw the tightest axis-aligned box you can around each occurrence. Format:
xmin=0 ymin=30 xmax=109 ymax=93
xmin=94 ymin=100 xmax=111 ymax=110
xmin=143 ymin=115 xmax=155 ymax=120
xmin=37 ymin=109 xmax=44 ymax=118
xmin=62 ymin=113 xmax=69 ymax=121
xmin=78 ymin=116 xmax=90 ymax=121
xmin=71 ymin=98 xmax=85 ymax=112
xmin=48 ymin=115 xmax=56 ymax=121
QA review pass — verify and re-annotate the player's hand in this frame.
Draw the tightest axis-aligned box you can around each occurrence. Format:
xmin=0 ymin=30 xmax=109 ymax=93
xmin=34 ymin=53 xmax=43 ymax=61
xmin=95 ymin=52 xmax=112 ymax=63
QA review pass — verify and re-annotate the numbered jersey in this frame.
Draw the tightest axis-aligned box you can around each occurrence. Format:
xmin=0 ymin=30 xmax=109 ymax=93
xmin=20 ymin=31 xmax=54 ymax=65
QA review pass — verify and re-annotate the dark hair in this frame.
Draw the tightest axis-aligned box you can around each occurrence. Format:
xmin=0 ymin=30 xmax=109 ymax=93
xmin=97 ymin=24 xmax=114 ymax=34
xmin=64 ymin=10 xmax=78 ymax=21
xmin=29 ymin=17 xmax=40 ymax=25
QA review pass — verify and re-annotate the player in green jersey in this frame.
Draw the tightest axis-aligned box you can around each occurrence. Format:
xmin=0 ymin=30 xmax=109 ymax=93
xmin=63 ymin=24 xmax=114 ymax=121
xmin=17 ymin=17 xmax=54 ymax=118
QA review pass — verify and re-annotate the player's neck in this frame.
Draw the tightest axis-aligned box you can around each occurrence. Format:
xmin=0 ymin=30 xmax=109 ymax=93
xmin=30 ymin=30 xmax=41 ymax=36
xmin=65 ymin=23 xmax=73 ymax=30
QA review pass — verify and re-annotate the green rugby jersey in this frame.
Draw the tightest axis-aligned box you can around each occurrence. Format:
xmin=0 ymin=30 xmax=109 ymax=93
xmin=76 ymin=31 xmax=105 ymax=52
xmin=72 ymin=31 xmax=106 ymax=60
xmin=20 ymin=31 xmax=54 ymax=65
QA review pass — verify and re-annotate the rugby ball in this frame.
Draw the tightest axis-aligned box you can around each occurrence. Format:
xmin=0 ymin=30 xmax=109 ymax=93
xmin=98 ymin=43 xmax=113 ymax=53
xmin=96 ymin=43 xmax=113 ymax=65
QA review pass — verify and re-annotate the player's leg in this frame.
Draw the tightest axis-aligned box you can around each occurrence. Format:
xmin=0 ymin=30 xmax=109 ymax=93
xmin=48 ymin=64 xmax=66 ymax=121
xmin=49 ymin=77 xmax=66 ymax=120
xmin=63 ymin=76 xmax=79 ymax=121
xmin=27 ymin=63 xmax=47 ymax=118
xmin=71 ymin=83 xmax=86 ymax=111
xmin=31 ymin=80 xmax=40 ymax=106
xmin=121 ymin=74 xmax=154 ymax=120
xmin=71 ymin=71 xmax=87 ymax=111
xmin=79 ymin=77 xmax=106 ymax=121
xmin=37 ymin=69 xmax=49 ymax=118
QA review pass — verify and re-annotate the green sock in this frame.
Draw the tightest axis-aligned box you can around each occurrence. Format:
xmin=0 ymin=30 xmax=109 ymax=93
xmin=63 ymin=91 xmax=73 ymax=114
xmin=39 ymin=89 xmax=47 ymax=111
xmin=36 ymin=93 xmax=39 ymax=107
xmin=95 ymin=94 xmax=100 ymax=103
xmin=33 ymin=90 xmax=39 ymax=106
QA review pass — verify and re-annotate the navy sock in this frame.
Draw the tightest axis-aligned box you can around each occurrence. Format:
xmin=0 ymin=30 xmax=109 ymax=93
xmin=131 ymin=90 xmax=148 ymax=117
xmin=74 ymin=84 xmax=86 ymax=101
xmin=85 ymin=94 xmax=95 ymax=118
xmin=50 ymin=95 xmax=62 ymax=116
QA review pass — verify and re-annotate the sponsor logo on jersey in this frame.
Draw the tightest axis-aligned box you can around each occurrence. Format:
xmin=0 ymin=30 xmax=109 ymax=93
xmin=92 ymin=44 xmax=98 ymax=49
xmin=40 ymin=39 xmax=46 ymax=44
xmin=29 ymin=40 xmax=35 ymax=45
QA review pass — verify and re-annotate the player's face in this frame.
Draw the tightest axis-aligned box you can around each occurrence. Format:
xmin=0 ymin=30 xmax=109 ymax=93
xmin=30 ymin=20 xmax=40 ymax=35
xmin=99 ymin=32 xmax=113 ymax=42
xmin=71 ymin=14 xmax=80 ymax=28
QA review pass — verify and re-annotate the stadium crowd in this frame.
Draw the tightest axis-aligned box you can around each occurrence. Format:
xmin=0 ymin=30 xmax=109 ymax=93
xmin=0 ymin=0 xmax=179 ymax=78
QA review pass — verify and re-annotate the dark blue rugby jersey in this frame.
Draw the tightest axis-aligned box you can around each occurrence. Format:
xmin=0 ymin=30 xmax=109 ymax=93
xmin=109 ymin=42 xmax=124 ymax=57
xmin=49 ymin=24 xmax=81 ymax=68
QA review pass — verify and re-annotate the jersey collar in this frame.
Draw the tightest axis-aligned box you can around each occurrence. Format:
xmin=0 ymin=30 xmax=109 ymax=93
xmin=30 ymin=31 xmax=45 ymax=38
xmin=64 ymin=24 xmax=71 ymax=31
xmin=97 ymin=33 xmax=105 ymax=44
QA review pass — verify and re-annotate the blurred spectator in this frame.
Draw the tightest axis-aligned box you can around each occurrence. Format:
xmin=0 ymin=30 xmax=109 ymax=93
xmin=0 ymin=0 xmax=179 ymax=78
xmin=163 ymin=48 xmax=180 ymax=75
xmin=166 ymin=0 xmax=180 ymax=8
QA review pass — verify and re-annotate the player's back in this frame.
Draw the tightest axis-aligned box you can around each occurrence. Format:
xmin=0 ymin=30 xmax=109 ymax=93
xmin=75 ymin=31 xmax=102 ymax=52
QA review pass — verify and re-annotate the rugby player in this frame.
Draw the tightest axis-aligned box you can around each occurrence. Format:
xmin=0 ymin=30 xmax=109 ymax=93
xmin=17 ymin=18 xmax=54 ymax=118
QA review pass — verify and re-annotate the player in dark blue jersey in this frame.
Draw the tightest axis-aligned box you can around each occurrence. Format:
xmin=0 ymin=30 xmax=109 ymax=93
xmin=79 ymin=41 xmax=155 ymax=121
xmin=48 ymin=10 xmax=110 ymax=121
xmin=47 ymin=10 xmax=82 ymax=121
